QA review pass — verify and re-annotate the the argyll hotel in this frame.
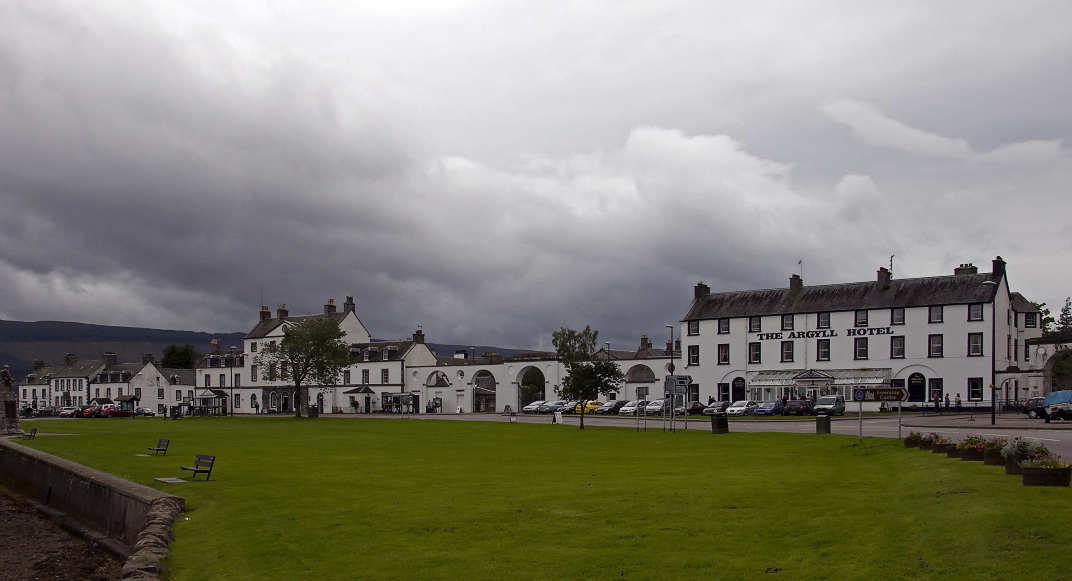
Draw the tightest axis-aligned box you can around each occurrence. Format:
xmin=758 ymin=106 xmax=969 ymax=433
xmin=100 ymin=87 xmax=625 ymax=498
xmin=679 ymin=257 xmax=1043 ymax=410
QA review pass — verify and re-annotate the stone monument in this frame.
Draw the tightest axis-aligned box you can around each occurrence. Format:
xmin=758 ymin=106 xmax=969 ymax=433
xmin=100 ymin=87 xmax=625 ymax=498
xmin=0 ymin=364 xmax=22 ymax=435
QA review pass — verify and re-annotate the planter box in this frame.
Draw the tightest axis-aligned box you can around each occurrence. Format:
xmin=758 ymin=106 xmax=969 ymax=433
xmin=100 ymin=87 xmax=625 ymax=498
xmin=1022 ymin=466 xmax=1071 ymax=487
xmin=919 ymin=441 xmax=933 ymax=450
xmin=1005 ymin=455 xmax=1028 ymax=475
xmin=983 ymin=450 xmax=1004 ymax=465
xmin=932 ymin=443 xmax=952 ymax=454
xmin=947 ymin=448 xmax=962 ymax=458
xmin=959 ymin=449 xmax=985 ymax=461
xmin=904 ymin=439 xmax=919 ymax=448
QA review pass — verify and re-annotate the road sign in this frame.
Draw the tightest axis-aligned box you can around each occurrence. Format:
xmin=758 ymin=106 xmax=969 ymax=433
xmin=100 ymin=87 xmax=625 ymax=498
xmin=851 ymin=388 xmax=908 ymax=402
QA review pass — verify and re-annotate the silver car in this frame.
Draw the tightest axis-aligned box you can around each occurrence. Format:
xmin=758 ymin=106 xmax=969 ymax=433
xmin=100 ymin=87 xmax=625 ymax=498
xmin=618 ymin=400 xmax=649 ymax=415
xmin=725 ymin=400 xmax=758 ymax=416
xmin=522 ymin=400 xmax=546 ymax=414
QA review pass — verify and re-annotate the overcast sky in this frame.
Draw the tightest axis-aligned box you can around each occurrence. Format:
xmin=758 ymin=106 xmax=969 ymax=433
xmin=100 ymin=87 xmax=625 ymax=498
xmin=1 ymin=1 xmax=1070 ymax=351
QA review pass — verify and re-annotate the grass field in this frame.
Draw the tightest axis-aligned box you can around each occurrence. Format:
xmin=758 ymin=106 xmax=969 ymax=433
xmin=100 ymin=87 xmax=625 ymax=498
xmin=17 ymin=417 xmax=1072 ymax=580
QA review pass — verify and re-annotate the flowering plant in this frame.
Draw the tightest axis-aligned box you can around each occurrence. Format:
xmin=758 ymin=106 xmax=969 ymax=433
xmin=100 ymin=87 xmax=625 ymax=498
xmin=955 ymin=435 xmax=986 ymax=451
xmin=931 ymin=434 xmax=951 ymax=445
xmin=919 ymin=433 xmax=934 ymax=444
xmin=905 ymin=431 xmax=922 ymax=443
xmin=1001 ymin=438 xmax=1049 ymax=459
xmin=1021 ymin=452 xmax=1070 ymax=469
xmin=981 ymin=438 xmax=1006 ymax=453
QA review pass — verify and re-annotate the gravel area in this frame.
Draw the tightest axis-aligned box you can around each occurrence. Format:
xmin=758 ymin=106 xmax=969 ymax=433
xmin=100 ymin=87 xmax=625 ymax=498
xmin=0 ymin=492 xmax=121 ymax=581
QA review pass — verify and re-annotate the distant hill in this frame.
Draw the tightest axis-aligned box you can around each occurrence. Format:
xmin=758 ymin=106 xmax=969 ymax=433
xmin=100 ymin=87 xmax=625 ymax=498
xmin=0 ymin=320 xmax=546 ymax=380
xmin=0 ymin=320 xmax=246 ymax=380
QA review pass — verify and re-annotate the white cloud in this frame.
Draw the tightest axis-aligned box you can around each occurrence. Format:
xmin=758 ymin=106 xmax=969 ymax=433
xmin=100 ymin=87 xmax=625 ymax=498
xmin=821 ymin=99 xmax=974 ymax=159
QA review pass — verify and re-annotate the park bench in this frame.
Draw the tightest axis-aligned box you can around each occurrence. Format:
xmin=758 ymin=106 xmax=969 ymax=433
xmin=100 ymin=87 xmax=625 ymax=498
xmin=181 ymin=454 xmax=215 ymax=480
xmin=23 ymin=428 xmax=37 ymax=440
xmin=148 ymin=439 xmax=170 ymax=456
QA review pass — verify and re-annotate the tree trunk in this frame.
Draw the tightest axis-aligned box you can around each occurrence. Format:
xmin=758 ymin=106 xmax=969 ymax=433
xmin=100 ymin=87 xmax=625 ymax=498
xmin=579 ymin=400 xmax=586 ymax=429
xmin=294 ymin=382 xmax=303 ymax=417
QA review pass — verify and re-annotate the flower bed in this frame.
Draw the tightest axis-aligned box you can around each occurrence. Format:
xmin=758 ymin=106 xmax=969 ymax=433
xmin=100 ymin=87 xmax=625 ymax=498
xmin=957 ymin=436 xmax=986 ymax=461
xmin=1002 ymin=438 xmax=1049 ymax=476
xmin=1021 ymin=453 xmax=1071 ymax=486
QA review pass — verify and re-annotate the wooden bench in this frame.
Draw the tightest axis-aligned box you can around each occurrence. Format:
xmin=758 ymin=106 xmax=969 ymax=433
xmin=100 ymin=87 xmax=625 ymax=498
xmin=148 ymin=438 xmax=170 ymax=456
xmin=181 ymin=454 xmax=215 ymax=480
xmin=24 ymin=428 xmax=37 ymax=440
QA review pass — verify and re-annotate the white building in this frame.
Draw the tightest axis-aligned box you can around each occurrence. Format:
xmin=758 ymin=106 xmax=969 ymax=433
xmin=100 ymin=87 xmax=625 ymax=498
xmin=679 ymin=257 xmax=1043 ymax=410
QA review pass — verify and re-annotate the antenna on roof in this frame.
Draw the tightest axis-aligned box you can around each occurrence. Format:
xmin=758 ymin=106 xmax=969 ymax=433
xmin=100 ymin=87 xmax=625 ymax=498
xmin=890 ymin=255 xmax=895 ymax=278
xmin=797 ymin=260 xmax=802 ymax=279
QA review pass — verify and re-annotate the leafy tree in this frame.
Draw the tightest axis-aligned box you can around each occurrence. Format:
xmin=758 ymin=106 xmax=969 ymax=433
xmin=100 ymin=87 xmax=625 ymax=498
xmin=161 ymin=344 xmax=201 ymax=369
xmin=254 ymin=317 xmax=350 ymax=417
xmin=1059 ymin=297 xmax=1072 ymax=333
xmin=552 ymin=326 xmax=624 ymax=429
xmin=1032 ymin=302 xmax=1055 ymax=334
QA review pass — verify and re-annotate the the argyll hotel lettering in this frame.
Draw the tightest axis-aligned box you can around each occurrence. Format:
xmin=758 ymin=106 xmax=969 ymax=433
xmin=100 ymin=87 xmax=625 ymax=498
xmin=754 ymin=327 xmax=893 ymax=341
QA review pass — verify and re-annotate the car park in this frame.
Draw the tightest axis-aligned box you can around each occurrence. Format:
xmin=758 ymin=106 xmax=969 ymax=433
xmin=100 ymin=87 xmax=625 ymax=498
xmin=675 ymin=401 xmax=707 ymax=415
xmin=522 ymin=401 xmax=546 ymax=414
xmin=594 ymin=400 xmax=627 ymax=415
xmin=538 ymin=400 xmax=568 ymax=413
xmin=726 ymin=400 xmax=758 ymax=416
xmin=618 ymin=400 xmax=649 ymax=415
xmin=813 ymin=395 xmax=846 ymax=416
xmin=1021 ymin=397 xmax=1047 ymax=419
xmin=702 ymin=401 xmax=730 ymax=415
xmin=574 ymin=401 xmax=604 ymax=414
xmin=755 ymin=400 xmax=785 ymax=416
xmin=784 ymin=400 xmax=812 ymax=416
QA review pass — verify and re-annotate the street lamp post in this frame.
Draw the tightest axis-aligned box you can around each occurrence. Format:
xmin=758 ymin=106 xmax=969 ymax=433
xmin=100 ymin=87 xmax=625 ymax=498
xmin=229 ymin=346 xmax=236 ymax=417
xmin=666 ymin=324 xmax=675 ymax=432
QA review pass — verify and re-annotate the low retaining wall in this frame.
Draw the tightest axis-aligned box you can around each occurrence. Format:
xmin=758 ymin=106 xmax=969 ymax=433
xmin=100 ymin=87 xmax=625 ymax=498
xmin=0 ymin=438 xmax=184 ymax=578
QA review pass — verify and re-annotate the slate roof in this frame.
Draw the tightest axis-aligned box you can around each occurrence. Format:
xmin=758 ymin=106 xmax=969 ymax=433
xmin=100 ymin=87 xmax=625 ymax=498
xmin=1010 ymin=292 xmax=1039 ymax=313
xmin=245 ymin=312 xmax=348 ymax=340
xmin=349 ymin=340 xmax=416 ymax=362
xmin=54 ymin=360 xmax=107 ymax=378
xmin=683 ymin=273 xmax=1007 ymax=321
xmin=20 ymin=365 xmax=65 ymax=385
xmin=160 ymin=368 xmax=196 ymax=386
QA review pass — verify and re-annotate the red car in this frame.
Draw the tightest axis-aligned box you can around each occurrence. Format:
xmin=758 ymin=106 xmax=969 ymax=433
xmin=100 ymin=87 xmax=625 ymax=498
xmin=102 ymin=405 xmax=135 ymax=418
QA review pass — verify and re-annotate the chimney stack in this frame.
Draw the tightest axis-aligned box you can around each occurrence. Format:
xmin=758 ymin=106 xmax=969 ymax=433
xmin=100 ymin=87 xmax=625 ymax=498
xmin=343 ymin=296 xmax=356 ymax=314
xmin=640 ymin=335 xmax=651 ymax=350
xmin=789 ymin=274 xmax=803 ymax=293
xmin=143 ymin=353 xmax=155 ymax=364
xmin=209 ymin=339 xmax=219 ymax=355
xmin=33 ymin=360 xmax=45 ymax=371
xmin=277 ymin=303 xmax=289 ymax=320
xmin=260 ymin=305 xmax=271 ymax=321
xmin=876 ymin=267 xmax=891 ymax=288
xmin=675 ymin=338 xmax=681 ymax=351
xmin=667 ymin=340 xmax=673 ymax=354
xmin=694 ymin=282 xmax=710 ymax=299
xmin=991 ymin=256 xmax=1006 ymax=279
xmin=324 ymin=298 xmax=337 ymax=315
xmin=64 ymin=353 xmax=77 ymax=366
xmin=954 ymin=263 xmax=978 ymax=276
xmin=104 ymin=352 xmax=118 ymax=366
xmin=413 ymin=329 xmax=425 ymax=344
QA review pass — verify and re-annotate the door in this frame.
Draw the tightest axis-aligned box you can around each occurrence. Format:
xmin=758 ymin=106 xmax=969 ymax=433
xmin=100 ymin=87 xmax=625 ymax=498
xmin=363 ymin=395 xmax=371 ymax=414
xmin=317 ymin=393 xmax=324 ymax=413
xmin=907 ymin=373 xmax=926 ymax=402
xmin=731 ymin=377 xmax=746 ymax=401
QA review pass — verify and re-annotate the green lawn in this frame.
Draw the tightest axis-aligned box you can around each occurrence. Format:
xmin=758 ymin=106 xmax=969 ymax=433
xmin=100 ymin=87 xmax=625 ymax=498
xmin=17 ymin=417 xmax=1070 ymax=580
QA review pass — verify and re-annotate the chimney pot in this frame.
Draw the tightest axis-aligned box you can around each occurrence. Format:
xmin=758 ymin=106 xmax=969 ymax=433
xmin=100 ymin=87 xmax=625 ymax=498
xmin=954 ymin=263 xmax=978 ymax=276
xmin=324 ymin=299 xmax=337 ymax=315
xmin=260 ymin=305 xmax=271 ymax=321
xmin=413 ymin=329 xmax=425 ymax=344
xmin=277 ymin=304 xmax=288 ymax=319
xmin=694 ymin=282 xmax=710 ymax=299
xmin=343 ymin=296 xmax=356 ymax=314
xmin=790 ymin=274 xmax=803 ymax=293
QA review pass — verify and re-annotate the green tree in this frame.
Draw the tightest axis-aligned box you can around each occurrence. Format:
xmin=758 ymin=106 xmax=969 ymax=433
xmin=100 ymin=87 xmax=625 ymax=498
xmin=161 ymin=344 xmax=201 ymax=369
xmin=1059 ymin=297 xmax=1072 ymax=332
xmin=1032 ymin=302 xmax=1055 ymax=334
xmin=254 ymin=317 xmax=351 ymax=417
xmin=552 ymin=326 xmax=624 ymax=429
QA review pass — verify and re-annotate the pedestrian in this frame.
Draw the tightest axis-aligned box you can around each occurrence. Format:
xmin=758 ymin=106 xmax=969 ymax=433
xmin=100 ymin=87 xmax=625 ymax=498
xmin=955 ymin=393 xmax=962 ymax=413
xmin=944 ymin=394 xmax=950 ymax=411
xmin=934 ymin=397 xmax=940 ymax=413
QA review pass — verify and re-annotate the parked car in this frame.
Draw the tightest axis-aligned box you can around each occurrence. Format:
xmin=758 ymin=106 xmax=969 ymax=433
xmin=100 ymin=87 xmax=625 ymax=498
xmin=784 ymin=400 xmax=813 ymax=416
xmin=594 ymin=400 xmax=628 ymax=415
xmin=755 ymin=400 xmax=785 ymax=416
xmin=36 ymin=407 xmax=57 ymax=417
xmin=102 ymin=405 xmax=135 ymax=418
xmin=813 ymin=395 xmax=846 ymax=416
xmin=726 ymin=400 xmax=758 ymax=416
xmin=538 ymin=400 xmax=568 ymax=413
xmin=57 ymin=406 xmax=79 ymax=418
xmin=522 ymin=401 xmax=546 ymax=414
xmin=136 ymin=407 xmax=157 ymax=417
xmin=559 ymin=401 xmax=581 ymax=414
xmin=574 ymin=401 xmax=604 ymax=414
xmin=702 ymin=401 xmax=730 ymax=415
xmin=618 ymin=400 xmax=649 ymax=415
xmin=675 ymin=401 xmax=708 ymax=415
xmin=1021 ymin=397 xmax=1047 ymax=419
xmin=644 ymin=400 xmax=667 ymax=415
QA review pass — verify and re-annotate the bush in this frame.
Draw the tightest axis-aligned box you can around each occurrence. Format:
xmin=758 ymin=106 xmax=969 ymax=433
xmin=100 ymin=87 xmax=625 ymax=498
xmin=1001 ymin=437 xmax=1049 ymax=459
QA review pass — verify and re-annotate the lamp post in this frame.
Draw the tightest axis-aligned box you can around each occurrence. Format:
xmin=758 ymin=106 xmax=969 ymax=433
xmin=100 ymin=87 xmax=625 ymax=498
xmin=667 ymin=324 xmax=675 ymax=432
xmin=229 ymin=346 xmax=236 ymax=417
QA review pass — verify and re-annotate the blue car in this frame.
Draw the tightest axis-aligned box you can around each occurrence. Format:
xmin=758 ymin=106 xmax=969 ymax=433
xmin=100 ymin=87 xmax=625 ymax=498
xmin=755 ymin=400 xmax=785 ymax=416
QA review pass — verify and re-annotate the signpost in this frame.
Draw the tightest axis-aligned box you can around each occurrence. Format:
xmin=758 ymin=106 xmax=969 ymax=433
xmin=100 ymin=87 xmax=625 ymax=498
xmin=851 ymin=387 xmax=909 ymax=442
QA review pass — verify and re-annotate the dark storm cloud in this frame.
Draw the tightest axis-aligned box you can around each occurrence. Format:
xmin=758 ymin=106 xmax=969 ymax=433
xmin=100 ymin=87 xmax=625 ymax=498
xmin=0 ymin=1 xmax=1070 ymax=351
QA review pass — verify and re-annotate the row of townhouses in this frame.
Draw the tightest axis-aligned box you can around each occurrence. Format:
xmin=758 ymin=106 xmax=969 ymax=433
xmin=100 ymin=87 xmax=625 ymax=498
xmin=16 ymin=256 xmax=1071 ymax=415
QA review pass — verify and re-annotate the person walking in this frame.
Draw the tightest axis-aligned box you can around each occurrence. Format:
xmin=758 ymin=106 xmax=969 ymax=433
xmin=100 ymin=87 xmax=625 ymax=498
xmin=955 ymin=393 xmax=962 ymax=413
xmin=944 ymin=394 xmax=950 ymax=411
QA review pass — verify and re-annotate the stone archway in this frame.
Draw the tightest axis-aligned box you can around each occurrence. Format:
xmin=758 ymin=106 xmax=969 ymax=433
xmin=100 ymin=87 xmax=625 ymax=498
xmin=473 ymin=370 xmax=497 ymax=412
xmin=518 ymin=366 xmax=546 ymax=406
xmin=1044 ymin=349 xmax=1072 ymax=393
